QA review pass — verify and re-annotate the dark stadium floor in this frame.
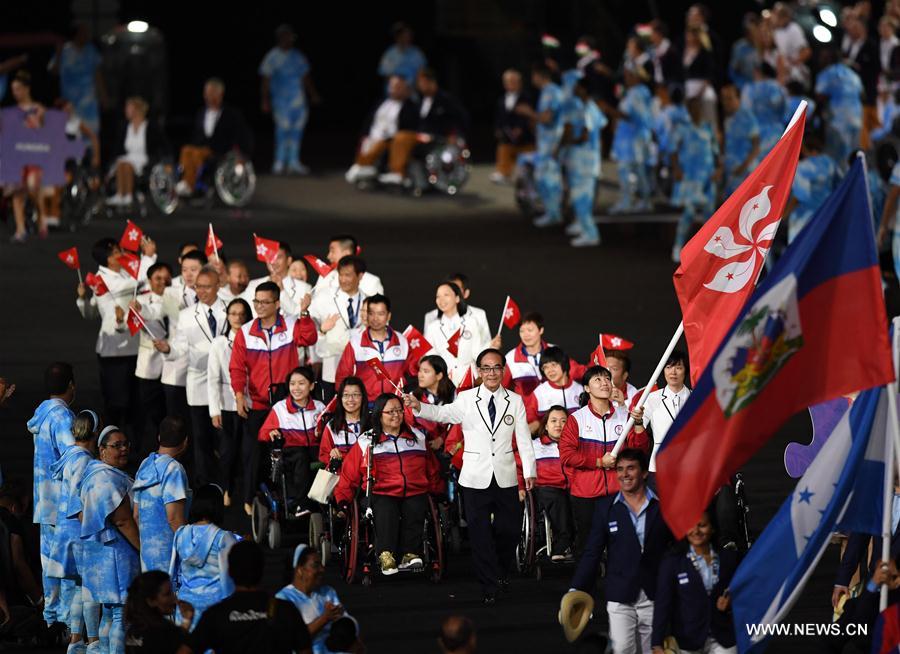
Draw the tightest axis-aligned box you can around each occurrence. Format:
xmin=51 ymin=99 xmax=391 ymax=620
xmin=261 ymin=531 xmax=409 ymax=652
xmin=1 ymin=169 xmax=896 ymax=653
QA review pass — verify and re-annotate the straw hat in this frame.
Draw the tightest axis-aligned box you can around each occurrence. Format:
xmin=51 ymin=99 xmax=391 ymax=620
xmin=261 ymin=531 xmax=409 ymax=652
xmin=558 ymin=590 xmax=594 ymax=642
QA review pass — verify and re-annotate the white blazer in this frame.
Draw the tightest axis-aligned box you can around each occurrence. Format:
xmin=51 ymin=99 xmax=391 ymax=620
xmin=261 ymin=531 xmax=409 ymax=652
xmin=415 ymin=385 xmax=536 ymax=489
xmin=423 ymin=310 xmax=491 ymax=386
xmin=134 ymin=291 xmax=168 ymax=380
xmin=309 ymin=288 xmax=367 ymax=383
xmin=207 ymin=332 xmax=239 ymax=417
xmin=165 ymin=299 xmax=228 ymax=406
xmin=423 ymin=303 xmax=491 ymax=339
xmin=246 ymin=275 xmax=312 ymax=317
xmin=312 ymin=268 xmax=384 ymax=298
xmin=644 ymin=385 xmax=691 ymax=472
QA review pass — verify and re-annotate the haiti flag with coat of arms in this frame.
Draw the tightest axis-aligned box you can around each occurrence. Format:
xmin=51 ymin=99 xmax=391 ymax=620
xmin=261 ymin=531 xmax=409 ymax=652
xmin=657 ymin=158 xmax=893 ymax=538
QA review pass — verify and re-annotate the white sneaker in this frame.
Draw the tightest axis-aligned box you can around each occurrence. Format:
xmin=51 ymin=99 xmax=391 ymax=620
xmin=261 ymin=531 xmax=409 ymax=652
xmin=532 ymin=213 xmax=562 ymax=228
xmin=344 ymin=164 xmax=361 ymax=183
xmin=272 ymin=161 xmax=285 ymax=175
xmin=175 ymin=180 xmax=192 ymax=197
xmin=106 ymin=194 xmax=125 ymax=207
xmin=489 ymin=171 xmax=509 ymax=185
xmin=288 ymin=163 xmax=310 ymax=176
xmin=565 ymin=222 xmax=583 ymax=236
xmin=570 ymin=233 xmax=601 ymax=247
xmin=378 ymin=172 xmax=404 ymax=185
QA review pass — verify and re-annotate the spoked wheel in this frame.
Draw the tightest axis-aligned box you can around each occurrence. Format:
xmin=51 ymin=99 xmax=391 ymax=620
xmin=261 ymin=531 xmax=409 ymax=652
xmin=338 ymin=501 xmax=360 ymax=584
xmin=215 ymin=153 xmax=256 ymax=207
xmin=515 ymin=491 xmax=537 ymax=575
xmin=424 ymin=495 xmax=444 ymax=583
xmin=148 ymin=163 xmax=178 ymax=215
xmin=251 ymin=497 xmax=269 ymax=545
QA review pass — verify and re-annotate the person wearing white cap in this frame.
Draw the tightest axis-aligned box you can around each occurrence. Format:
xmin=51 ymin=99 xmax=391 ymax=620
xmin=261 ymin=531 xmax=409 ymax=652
xmin=276 ymin=544 xmax=346 ymax=654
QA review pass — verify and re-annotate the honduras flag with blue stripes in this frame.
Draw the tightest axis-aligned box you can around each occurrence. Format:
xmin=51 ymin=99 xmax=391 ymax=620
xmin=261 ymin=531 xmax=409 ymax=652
xmin=730 ymin=384 xmax=889 ymax=653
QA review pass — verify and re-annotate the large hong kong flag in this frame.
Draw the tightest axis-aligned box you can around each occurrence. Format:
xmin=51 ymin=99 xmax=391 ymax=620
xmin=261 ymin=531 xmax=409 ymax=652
xmin=674 ymin=109 xmax=806 ymax=385
xmin=656 ymin=159 xmax=893 ymax=538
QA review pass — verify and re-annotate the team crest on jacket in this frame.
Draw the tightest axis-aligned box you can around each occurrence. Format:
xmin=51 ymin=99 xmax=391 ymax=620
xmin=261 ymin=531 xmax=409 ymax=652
xmin=712 ymin=275 xmax=803 ymax=417
xmin=503 ymin=414 xmax=514 ymax=425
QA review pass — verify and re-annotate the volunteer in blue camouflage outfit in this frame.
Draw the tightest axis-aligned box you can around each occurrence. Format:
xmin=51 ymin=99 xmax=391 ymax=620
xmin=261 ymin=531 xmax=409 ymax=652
xmin=78 ymin=426 xmax=140 ymax=654
xmin=49 ymin=411 xmax=99 ymax=654
xmin=741 ymin=62 xmax=786 ymax=167
xmin=528 ymin=62 xmax=565 ymax=228
xmin=785 ymin=131 xmax=837 ymax=243
xmin=671 ymin=98 xmax=719 ymax=263
xmin=609 ymin=65 xmax=654 ymax=214
xmin=133 ymin=416 xmax=190 ymax=573
xmin=557 ymin=71 xmax=607 ymax=248
xmin=259 ymin=24 xmax=321 ymax=175
xmin=27 ymin=362 xmax=77 ymax=632
xmin=377 ymin=22 xmax=427 ymax=89
xmin=49 ymin=22 xmax=104 ymax=133
xmin=814 ymin=47 xmax=864 ymax=173
xmin=720 ymin=84 xmax=759 ymax=196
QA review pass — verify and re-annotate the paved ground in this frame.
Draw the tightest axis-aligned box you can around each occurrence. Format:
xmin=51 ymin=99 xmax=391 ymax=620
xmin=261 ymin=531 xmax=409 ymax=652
xmin=0 ymin=165 xmax=893 ymax=652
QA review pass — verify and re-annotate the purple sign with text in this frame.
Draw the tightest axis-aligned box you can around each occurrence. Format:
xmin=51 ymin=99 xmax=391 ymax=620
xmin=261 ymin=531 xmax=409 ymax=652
xmin=0 ymin=108 xmax=86 ymax=185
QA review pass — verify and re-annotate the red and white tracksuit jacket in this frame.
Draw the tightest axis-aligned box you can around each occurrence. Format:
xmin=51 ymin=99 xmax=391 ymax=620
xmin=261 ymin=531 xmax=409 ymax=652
xmin=230 ymin=314 xmax=318 ymax=411
xmin=334 ymin=328 xmax=416 ymax=400
xmin=558 ymin=403 xmax=649 ymax=499
xmin=533 ymin=435 xmax=567 ymax=489
xmin=502 ymin=342 xmax=587 ymax=396
xmin=334 ymin=427 xmax=444 ymax=504
xmin=524 ymin=379 xmax=584 ymax=424
xmin=318 ymin=419 xmax=363 ymax=465
xmin=258 ymin=397 xmax=326 ymax=448
xmin=412 ymin=391 xmax=452 ymax=445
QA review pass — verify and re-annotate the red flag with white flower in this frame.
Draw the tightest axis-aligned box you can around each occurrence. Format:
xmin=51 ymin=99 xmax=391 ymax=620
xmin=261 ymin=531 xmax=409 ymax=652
xmin=303 ymin=254 xmax=335 ymax=278
xmin=125 ymin=307 xmax=144 ymax=336
xmin=205 ymin=224 xmax=223 ymax=259
xmin=85 ymin=272 xmax=109 ymax=296
xmin=673 ymin=107 xmax=806 ymax=385
xmin=501 ymin=296 xmax=521 ymax=329
xmin=402 ymin=325 xmax=432 ymax=363
xmin=589 ymin=343 xmax=607 ymax=368
xmin=599 ymin=333 xmax=634 ymax=351
xmin=118 ymin=252 xmax=141 ymax=280
xmin=119 ymin=219 xmax=143 ymax=252
xmin=446 ymin=328 xmax=462 ymax=357
xmin=253 ymin=234 xmax=279 ymax=264
xmin=457 ymin=366 xmax=475 ymax=391
xmin=57 ymin=247 xmax=80 ymax=271
xmin=366 ymin=358 xmax=403 ymax=393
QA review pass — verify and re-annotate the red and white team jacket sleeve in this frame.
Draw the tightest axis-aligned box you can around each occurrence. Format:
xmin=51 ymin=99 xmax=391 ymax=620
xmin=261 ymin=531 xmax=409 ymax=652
xmin=334 ymin=343 xmax=356 ymax=390
xmin=257 ymin=408 xmax=280 ymax=443
xmin=319 ymin=425 xmax=336 ymax=465
xmin=558 ymin=415 xmax=592 ymax=470
xmin=293 ymin=315 xmax=319 ymax=347
xmin=626 ymin=427 xmax=651 ymax=453
xmin=229 ymin=329 xmax=249 ymax=398
xmin=334 ymin=445 xmax=363 ymax=505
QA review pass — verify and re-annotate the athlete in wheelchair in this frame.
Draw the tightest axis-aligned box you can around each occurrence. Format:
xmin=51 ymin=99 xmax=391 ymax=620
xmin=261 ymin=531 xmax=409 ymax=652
xmin=332 ymin=393 xmax=445 ymax=584
xmin=345 ymin=73 xmax=471 ymax=196
xmin=148 ymin=78 xmax=256 ymax=213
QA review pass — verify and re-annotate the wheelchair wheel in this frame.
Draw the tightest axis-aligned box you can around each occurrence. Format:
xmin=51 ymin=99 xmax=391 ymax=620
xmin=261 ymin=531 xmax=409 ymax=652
xmin=338 ymin=501 xmax=361 ymax=584
xmin=424 ymin=143 xmax=470 ymax=195
xmin=423 ymin=495 xmax=444 ymax=583
xmin=215 ymin=152 xmax=256 ymax=207
xmin=309 ymin=512 xmax=324 ymax=554
xmin=268 ymin=519 xmax=282 ymax=549
xmin=148 ymin=163 xmax=178 ymax=215
xmin=516 ymin=491 xmax=537 ymax=575
xmin=251 ymin=497 xmax=269 ymax=545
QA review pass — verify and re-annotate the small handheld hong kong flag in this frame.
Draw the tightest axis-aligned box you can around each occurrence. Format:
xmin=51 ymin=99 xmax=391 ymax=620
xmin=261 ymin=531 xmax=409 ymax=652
xmin=599 ymin=333 xmax=634 ymax=351
xmin=205 ymin=223 xmax=223 ymax=259
xmin=446 ymin=328 xmax=462 ymax=357
xmin=501 ymin=296 xmax=521 ymax=329
xmin=366 ymin=358 xmax=402 ymax=393
xmin=457 ymin=366 xmax=475 ymax=391
xmin=58 ymin=247 xmax=80 ymax=271
xmin=85 ymin=272 xmax=109 ymax=296
xmin=125 ymin=307 xmax=144 ymax=337
xmin=589 ymin=343 xmax=607 ymax=368
xmin=402 ymin=325 xmax=432 ymax=362
xmin=118 ymin=252 xmax=141 ymax=280
xmin=254 ymin=234 xmax=279 ymax=264
xmin=119 ymin=219 xmax=143 ymax=252
xmin=303 ymin=254 xmax=335 ymax=277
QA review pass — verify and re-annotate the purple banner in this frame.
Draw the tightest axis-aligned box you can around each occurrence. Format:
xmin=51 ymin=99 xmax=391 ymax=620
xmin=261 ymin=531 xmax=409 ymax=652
xmin=783 ymin=397 xmax=851 ymax=478
xmin=0 ymin=108 xmax=86 ymax=185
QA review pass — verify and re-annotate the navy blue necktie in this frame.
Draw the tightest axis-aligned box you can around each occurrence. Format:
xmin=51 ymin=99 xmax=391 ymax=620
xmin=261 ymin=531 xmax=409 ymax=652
xmin=347 ymin=297 xmax=356 ymax=328
xmin=207 ymin=308 xmax=217 ymax=336
xmin=488 ymin=395 xmax=496 ymax=427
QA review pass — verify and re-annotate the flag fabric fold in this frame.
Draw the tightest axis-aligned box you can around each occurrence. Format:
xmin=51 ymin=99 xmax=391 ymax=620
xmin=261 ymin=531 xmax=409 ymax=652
xmin=599 ymin=333 xmax=634 ymax=351
xmin=657 ymin=159 xmax=893 ymax=538
xmin=57 ymin=247 xmax=80 ymax=270
xmin=730 ymin=385 xmax=888 ymax=653
xmin=502 ymin=296 xmax=521 ymax=329
xmin=85 ymin=272 xmax=108 ymax=296
xmin=674 ymin=110 xmax=806 ymax=385
xmin=119 ymin=219 xmax=143 ymax=252
xmin=205 ymin=224 xmax=223 ymax=258
xmin=126 ymin=307 xmax=145 ymax=337
xmin=402 ymin=325 xmax=431 ymax=363
xmin=303 ymin=254 xmax=334 ymax=278
xmin=117 ymin=253 xmax=141 ymax=280
xmin=254 ymin=234 xmax=279 ymax=264
xmin=446 ymin=328 xmax=462 ymax=357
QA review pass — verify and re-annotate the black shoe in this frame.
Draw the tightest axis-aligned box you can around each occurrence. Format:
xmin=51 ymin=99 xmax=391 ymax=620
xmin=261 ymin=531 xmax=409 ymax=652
xmin=482 ymin=592 xmax=497 ymax=606
xmin=498 ymin=578 xmax=510 ymax=593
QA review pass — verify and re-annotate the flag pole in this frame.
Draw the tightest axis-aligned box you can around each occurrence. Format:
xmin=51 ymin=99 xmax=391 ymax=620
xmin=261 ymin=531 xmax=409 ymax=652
xmin=496 ymin=295 xmax=510 ymax=339
xmin=209 ymin=223 xmax=219 ymax=260
xmin=884 ymin=318 xmax=900 ymax=610
xmin=76 ymin=267 xmax=83 ymax=285
xmin=611 ymin=321 xmax=684 ymax=457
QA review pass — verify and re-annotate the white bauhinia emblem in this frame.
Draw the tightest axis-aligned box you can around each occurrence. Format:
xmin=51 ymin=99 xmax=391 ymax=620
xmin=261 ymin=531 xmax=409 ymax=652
xmin=410 ymin=338 xmax=421 ymax=349
xmin=703 ymin=186 xmax=779 ymax=294
xmin=505 ymin=307 xmax=514 ymax=319
xmin=257 ymin=243 xmax=268 ymax=257
xmin=610 ymin=337 xmax=622 ymax=347
xmin=129 ymin=260 xmax=138 ymax=272
xmin=128 ymin=228 xmax=139 ymax=241
xmin=65 ymin=255 xmax=74 ymax=264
